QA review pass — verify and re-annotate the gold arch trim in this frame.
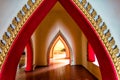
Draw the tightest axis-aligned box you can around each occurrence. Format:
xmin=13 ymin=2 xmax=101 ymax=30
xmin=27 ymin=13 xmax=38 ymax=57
xmin=0 ymin=0 xmax=43 ymax=68
xmin=0 ymin=0 xmax=119 ymax=78
xmin=73 ymin=0 xmax=120 ymax=77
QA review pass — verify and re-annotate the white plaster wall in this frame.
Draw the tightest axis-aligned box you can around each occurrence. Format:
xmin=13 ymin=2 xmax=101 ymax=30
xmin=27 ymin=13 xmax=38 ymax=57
xmin=0 ymin=0 xmax=28 ymax=39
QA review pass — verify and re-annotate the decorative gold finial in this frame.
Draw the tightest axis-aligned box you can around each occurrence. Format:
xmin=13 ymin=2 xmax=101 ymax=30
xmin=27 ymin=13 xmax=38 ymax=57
xmin=96 ymin=15 xmax=102 ymax=25
xmin=86 ymin=3 xmax=92 ymax=12
xmin=91 ymin=9 xmax=97 ymax=18
xmin=81 ymin=0 xmax=87 ymax=6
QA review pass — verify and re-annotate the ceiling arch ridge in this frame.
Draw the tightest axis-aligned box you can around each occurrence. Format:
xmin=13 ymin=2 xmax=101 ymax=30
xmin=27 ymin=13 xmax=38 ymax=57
xmin=73 ymin=0 xmax=120 ymax=77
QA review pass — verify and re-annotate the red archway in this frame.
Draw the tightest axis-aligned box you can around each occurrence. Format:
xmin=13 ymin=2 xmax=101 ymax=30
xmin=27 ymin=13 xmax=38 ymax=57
xmin=0 ymin=0 xmax=118 ymax=80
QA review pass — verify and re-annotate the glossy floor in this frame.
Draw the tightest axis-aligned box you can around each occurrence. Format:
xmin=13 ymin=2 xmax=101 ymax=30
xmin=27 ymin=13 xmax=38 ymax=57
xmin=16 ymin=59 xmax=97 ymax=80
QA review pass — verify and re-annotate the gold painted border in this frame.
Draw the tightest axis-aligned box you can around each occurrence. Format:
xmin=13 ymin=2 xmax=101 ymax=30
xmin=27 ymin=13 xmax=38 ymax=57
xmin=73 ymin=0 xmax=120 ymax=77
xmin=0 ymin=0 xmax=119 ymax=78
xmin=0 ymin=0 xmax=43 ymax=69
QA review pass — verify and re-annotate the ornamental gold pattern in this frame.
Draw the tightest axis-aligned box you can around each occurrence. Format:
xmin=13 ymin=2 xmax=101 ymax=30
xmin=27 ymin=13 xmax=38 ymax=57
xmin=0 ymin=0 xmax=43 ymax=69
xmin=73 ymin=0 xmax=120 ymax=78
xmin=0 ymin=0 xmax=119 ymax=78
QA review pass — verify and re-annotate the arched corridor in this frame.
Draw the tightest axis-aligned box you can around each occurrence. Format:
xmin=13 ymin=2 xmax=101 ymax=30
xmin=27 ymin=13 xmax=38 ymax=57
xmin=49 ymin=34 xmax=70 ymax=65
xmin=16 ymin=2 xmax=100 ymax=80
xmin=0 ymin=0 xmax=120 ymax=80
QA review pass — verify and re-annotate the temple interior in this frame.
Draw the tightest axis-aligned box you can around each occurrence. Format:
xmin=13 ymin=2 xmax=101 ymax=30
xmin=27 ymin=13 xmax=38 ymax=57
xmin=0 ymin=0 xmax=120 ymax=80
xmin=17 ymin=2 xmax=100 ymax=79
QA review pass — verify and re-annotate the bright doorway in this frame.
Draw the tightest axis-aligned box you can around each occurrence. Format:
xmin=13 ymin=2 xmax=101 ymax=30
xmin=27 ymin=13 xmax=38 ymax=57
xmin=49 ymin=35 xmax=70 ymax=65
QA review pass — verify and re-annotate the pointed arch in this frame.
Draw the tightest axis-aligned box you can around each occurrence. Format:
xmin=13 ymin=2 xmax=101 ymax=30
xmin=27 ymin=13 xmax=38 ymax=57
xmin=59 ymin=0 xmax=118 ymax=79
xmin=0 ymin=0 xmax=57 ymax=80
xmin=47 ymin=31 xmax=72 ymax=65
xmin=0 ymin=0 xmax=119 ymax=80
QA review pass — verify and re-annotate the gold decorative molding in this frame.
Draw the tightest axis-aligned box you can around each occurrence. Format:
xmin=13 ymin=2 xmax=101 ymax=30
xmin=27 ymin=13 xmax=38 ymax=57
xmin=0 ymin=0 xmax=43 ymax=69
xmin=73 ymin=0 xmax=120 ymax=78
xmin=0 ymin=0 xmax=119 ymax=79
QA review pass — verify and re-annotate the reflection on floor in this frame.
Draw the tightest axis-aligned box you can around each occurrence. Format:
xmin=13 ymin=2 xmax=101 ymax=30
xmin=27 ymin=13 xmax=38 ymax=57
xmin=16 ymin=58 xmax=97 ymax=80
